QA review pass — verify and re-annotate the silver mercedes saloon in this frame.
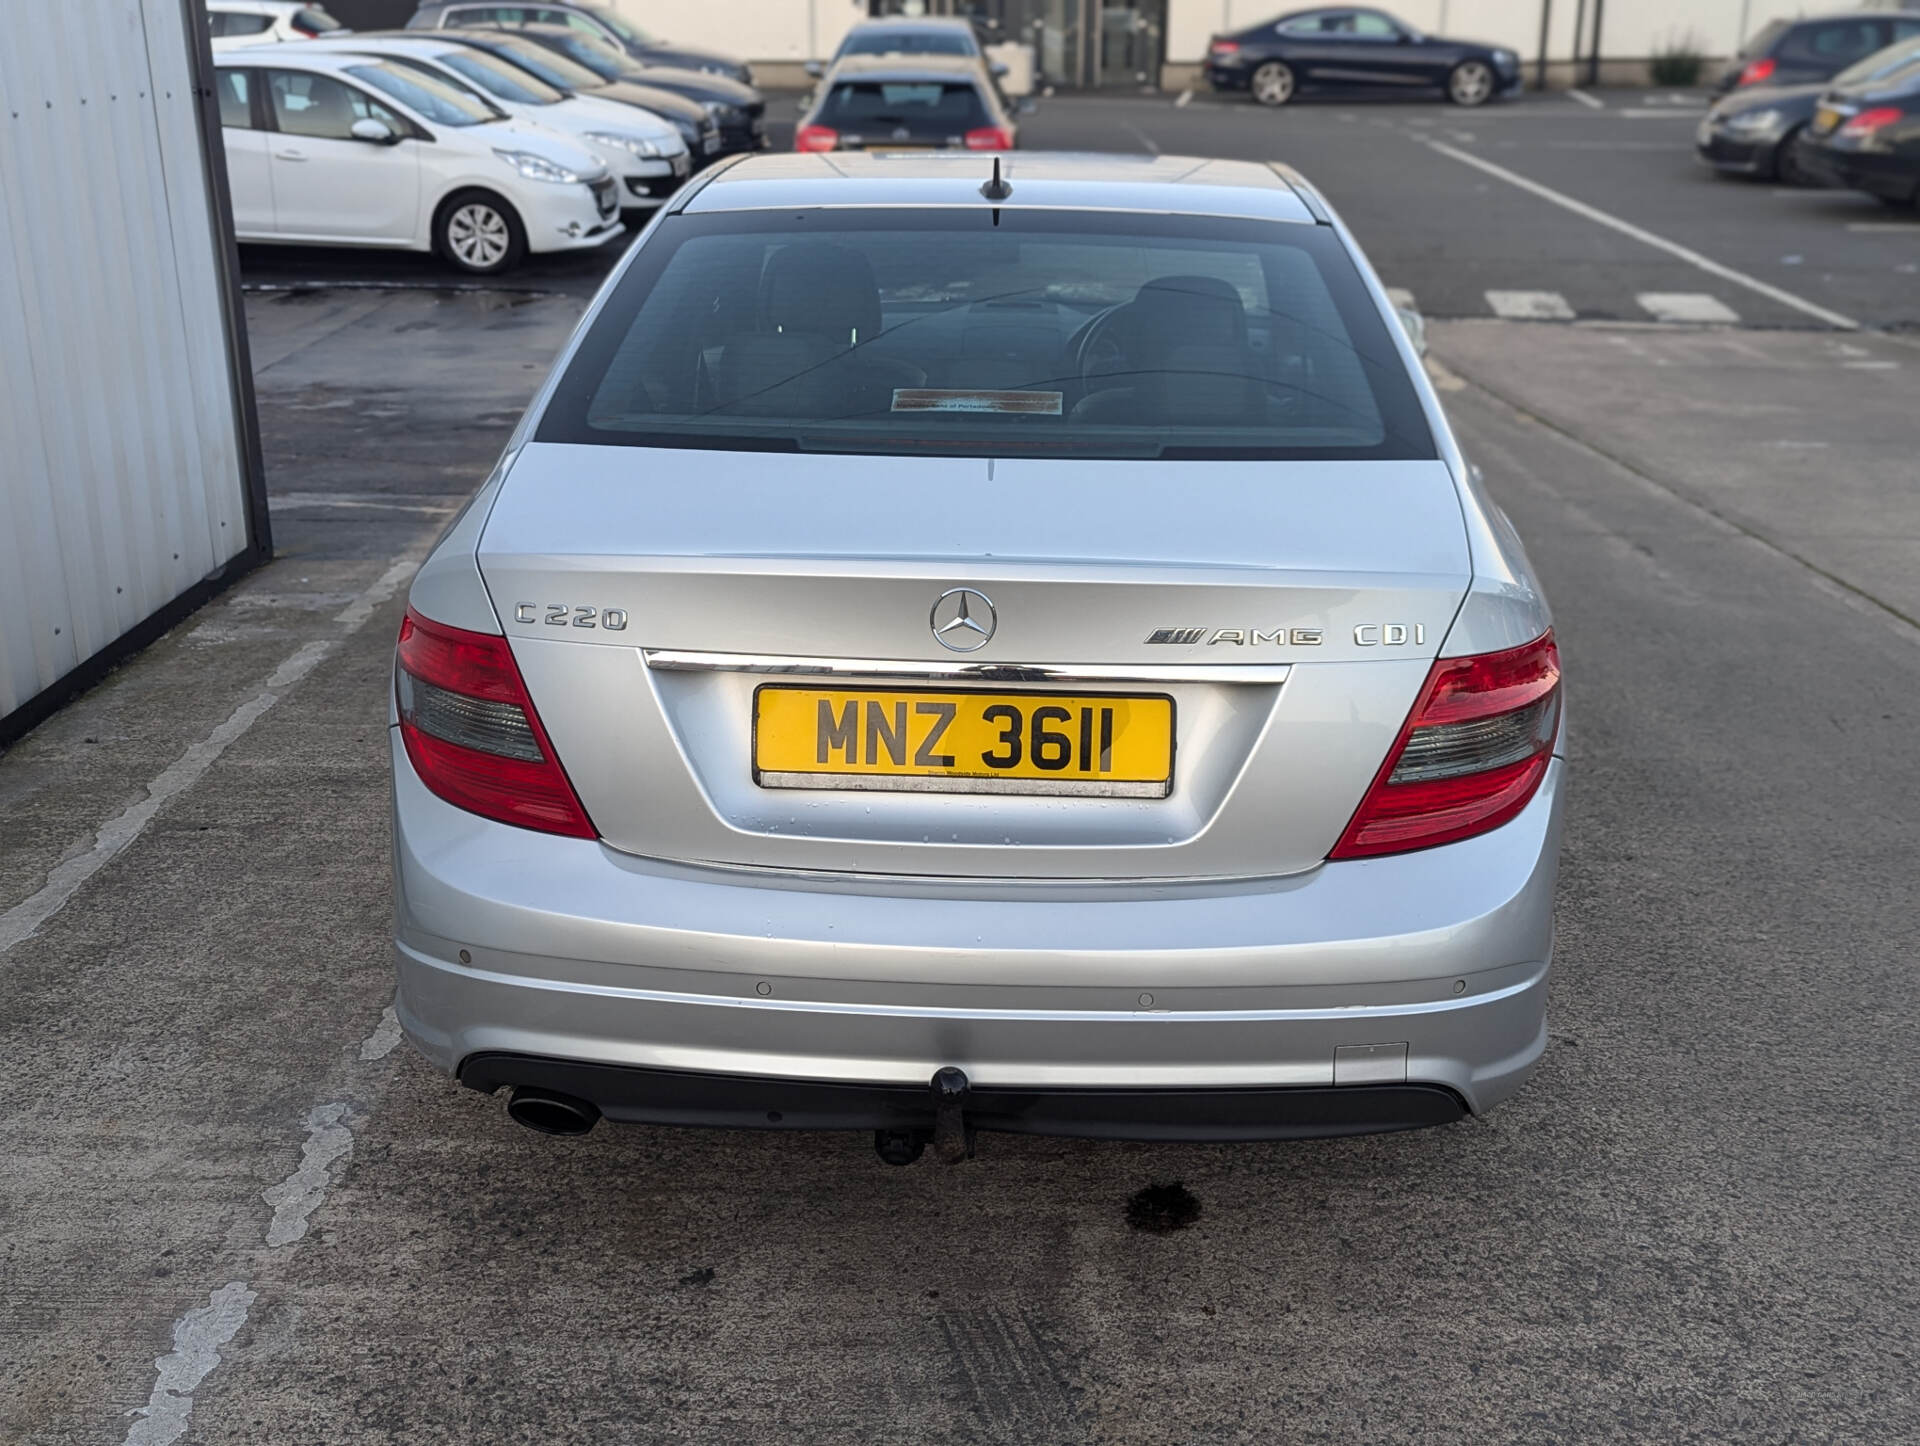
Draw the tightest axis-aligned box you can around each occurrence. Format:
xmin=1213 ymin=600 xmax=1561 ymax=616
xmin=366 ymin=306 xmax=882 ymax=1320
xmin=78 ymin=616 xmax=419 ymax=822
xmin=390 ymin=151 xmax=1564 ymax=1163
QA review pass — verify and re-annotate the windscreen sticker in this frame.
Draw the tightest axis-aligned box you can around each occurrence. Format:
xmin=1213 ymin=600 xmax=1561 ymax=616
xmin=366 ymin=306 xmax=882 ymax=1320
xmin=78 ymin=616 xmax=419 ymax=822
xmin=891 ymin=389 xmax=1065 ymax=416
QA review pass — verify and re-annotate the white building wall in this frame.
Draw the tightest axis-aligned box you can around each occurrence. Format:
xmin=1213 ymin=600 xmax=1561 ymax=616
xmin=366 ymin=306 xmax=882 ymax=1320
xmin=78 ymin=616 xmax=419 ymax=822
xmin=0 ymin=0 xmax=258 ymax=726
xmin=607 ymin=0 xmax=872 ymax=63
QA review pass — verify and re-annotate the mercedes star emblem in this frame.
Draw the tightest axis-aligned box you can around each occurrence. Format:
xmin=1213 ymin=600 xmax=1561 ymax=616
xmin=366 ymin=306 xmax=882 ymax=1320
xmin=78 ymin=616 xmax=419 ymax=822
xmin=930 ymin=587 xmax=996 ymax=652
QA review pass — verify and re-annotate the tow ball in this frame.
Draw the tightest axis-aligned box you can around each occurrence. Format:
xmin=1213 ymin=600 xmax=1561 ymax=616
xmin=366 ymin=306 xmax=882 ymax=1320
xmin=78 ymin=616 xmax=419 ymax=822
xmin=873 ymin=1066 xmax=975 ymax=1166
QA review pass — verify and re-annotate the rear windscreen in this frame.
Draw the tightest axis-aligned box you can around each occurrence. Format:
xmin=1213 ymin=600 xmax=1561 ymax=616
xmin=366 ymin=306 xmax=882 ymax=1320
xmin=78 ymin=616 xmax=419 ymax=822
xmin=842 ymin=32 xmax=977 ymax=58
xmin=818 ymin=82 xmax=990 ymax=130
xmin=536 ymin=209 xmax=1435 ymax=462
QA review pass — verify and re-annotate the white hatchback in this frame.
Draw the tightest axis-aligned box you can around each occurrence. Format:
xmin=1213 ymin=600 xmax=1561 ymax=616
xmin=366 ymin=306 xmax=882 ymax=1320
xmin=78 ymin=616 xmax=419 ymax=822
xmin=206 ymin=1 xmax=345 ymax=51
xmin=212 ymin=50 xmax=623 ymax=273
xmin=285 ymin=35 xmax=691 ymax=213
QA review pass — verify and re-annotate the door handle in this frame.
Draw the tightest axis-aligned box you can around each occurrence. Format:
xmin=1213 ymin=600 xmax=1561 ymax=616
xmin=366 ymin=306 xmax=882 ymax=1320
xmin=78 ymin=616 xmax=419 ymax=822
xmin=274 ymin=148 xmax=307 ymax=161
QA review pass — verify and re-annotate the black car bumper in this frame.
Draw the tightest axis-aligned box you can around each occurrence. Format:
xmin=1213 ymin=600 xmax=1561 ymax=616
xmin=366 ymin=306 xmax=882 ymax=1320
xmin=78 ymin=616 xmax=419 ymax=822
xmin=1793 ymin=140 xmax=1919 ymax=203
xmin=1695 ymin=124 xmax=1778 ymax=175
xmin=460 ymin=1052 xmax=1469 ymax=1143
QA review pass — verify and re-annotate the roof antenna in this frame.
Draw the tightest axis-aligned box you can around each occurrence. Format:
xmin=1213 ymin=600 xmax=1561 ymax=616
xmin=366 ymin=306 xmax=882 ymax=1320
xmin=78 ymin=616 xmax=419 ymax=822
xmin=979 ymin=156 xmax=1012 ymax=203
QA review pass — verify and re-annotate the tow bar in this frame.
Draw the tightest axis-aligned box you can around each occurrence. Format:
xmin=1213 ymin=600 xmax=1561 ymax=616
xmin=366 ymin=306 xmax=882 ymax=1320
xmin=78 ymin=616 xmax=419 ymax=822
xmin=873 ymin=1066 xmax=974 ymax=1167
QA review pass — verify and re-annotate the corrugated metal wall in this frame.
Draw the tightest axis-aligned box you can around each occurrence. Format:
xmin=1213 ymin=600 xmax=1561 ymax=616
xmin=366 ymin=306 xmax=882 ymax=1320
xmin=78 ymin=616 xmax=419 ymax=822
xmin=0 ymin=0 xmax=265 ymax=731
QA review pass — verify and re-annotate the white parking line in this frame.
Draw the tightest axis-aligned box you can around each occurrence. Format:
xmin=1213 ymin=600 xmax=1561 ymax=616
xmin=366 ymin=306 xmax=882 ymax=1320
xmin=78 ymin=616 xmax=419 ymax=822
xmin=121 ymin=1283 xmax=257 ymax=1446
xmin=1637 ymin=292 xmax=1741 ymax=324
xmin=1487 ymin=289 xmax=1576 ymax=320
xmin=1567 ymin=88 xmax=1604 ymax=109
xmin=1422 ymin=140 xmax=1860 ymax=330
xmin=1619 ymin=108 xmax=1705 ymax=118
xmin=1122 ymin=121 xmax=1161 ymax=154
xmin=0 ymin=551 xmax=424 ymax=959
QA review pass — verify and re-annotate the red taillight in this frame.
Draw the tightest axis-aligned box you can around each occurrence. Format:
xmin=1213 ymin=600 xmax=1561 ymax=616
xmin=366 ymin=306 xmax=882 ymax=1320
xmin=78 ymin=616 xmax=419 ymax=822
xmin=1209 ymin=38 xmax=1240 ymax=55
xmin=1737 ymin=57 xmax=1776 ymax=87
xmin=1840 ymin=106 xmax=1904 ymax=138
xmin=1330 ymin=631 xmax=1561 ymax=860
xmin=395 ymin=609 xmax=595 ymax=838
xmin=964 ymin=126 xmax=1013 ymax=150
xmin=795 ymin=124 xmax=838 ymax=153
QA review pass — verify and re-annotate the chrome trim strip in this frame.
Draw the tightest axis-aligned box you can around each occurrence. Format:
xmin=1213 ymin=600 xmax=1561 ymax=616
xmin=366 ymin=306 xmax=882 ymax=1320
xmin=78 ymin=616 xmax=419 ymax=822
xmin=404 ymin=943 xmax=1545 ymax=1024
xmin=643 ymin=650 xmax=1292 ymax=686
xmin=758 ymin=771 xmax=1172 ymax=800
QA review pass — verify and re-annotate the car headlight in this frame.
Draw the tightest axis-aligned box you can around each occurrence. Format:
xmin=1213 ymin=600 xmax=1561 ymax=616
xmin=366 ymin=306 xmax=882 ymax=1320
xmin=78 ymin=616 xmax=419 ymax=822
xmin=582 ymin=130 xmax=661 ymax=159
xmin=702 ymin=100 xmax=741 ymax=123
xmin=493 ymin=148 xmax=586 ymax=183
xmin=1723 ymin=107 xmax=1783 ymax=134
xmin=1493 ymin=49 xmax=1518 ymax=69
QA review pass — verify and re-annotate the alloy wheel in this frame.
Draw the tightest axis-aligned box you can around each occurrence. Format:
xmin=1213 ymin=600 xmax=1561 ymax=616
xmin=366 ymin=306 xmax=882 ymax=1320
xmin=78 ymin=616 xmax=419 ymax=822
xmin=1252 ymin=62 xmax=1295 ymax=107
xmin=447 ymin=203 xmax=510 ymax=271
xmin=1450 ymin=61 xmax=1493 ymax=106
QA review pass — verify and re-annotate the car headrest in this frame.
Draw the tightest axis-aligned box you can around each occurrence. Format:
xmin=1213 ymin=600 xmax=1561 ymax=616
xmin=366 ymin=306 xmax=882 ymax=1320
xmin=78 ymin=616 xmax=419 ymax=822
xmin=762 ymin=242 xmax=885 ymax=347
xmin=1129 ymin=275 xmax=1250 ymax=352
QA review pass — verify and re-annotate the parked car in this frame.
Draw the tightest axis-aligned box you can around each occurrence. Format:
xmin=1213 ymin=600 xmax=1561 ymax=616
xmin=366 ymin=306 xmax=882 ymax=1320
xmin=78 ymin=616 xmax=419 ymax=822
xmin=1792 ymin=50 xmax=1920 ymax=205
xmin=213 ymin=49 xmax=621 ymax=273
xmin=796 ymin=55 xmax=1017 ymax=153
xmin=430 ymin=28 xmax=722 ymax=165
xmin=496 ymin=23 xmax=767 ymax=157
xmin=286 ymin=34 xmax=691 ymax=214
xmin=1205 ymin=6 xmax=1521 ymax=107
xmin=406 ymin=0 xmax=751 ymax=85
xmin=206 ymin=0 xmax=344 ymax=50
xmin=1712 ymin=9 xmax=1920 ymax=96
xmin=388 ymin=150 xmax=1565 ymax=1160
xmin=1697 ymin=34 xmax=1920 ymax=181
xmin=809 ymin=16 xmax=1004 ymax=75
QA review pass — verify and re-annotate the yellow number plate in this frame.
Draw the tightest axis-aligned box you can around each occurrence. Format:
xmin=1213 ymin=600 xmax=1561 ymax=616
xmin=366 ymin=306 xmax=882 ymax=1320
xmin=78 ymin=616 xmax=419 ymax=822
xmin=1815 ymin=106 xmax=1841 ymax=134
xmin=753 ymin=687 xmax=1175 ymax=798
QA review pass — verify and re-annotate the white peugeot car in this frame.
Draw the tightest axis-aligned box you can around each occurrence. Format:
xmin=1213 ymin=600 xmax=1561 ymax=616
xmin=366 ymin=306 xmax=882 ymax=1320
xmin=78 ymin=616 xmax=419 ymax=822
xmin=206 ymin=0 xmax=345 ymax=50
xmin=391 ymin=153 xmax=1565 ymax=1162
xmin=213 ymin=50 xmax=622 ymax=273
xmin=272 ymin=35 xmax=691 ymax=215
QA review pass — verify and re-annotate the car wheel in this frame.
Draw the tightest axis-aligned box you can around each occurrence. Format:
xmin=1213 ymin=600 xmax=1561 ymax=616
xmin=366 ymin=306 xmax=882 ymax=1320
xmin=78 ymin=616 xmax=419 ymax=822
xmin=435 ymin=190 xmax=526 ymax=276
xmin=1448 ymin=60 xmax=1495 ymax=107
xmin=1251 ymin=61 xmax=1295 ymax=107
xmin=1771 ymin=124 xmax=1811 ymax=185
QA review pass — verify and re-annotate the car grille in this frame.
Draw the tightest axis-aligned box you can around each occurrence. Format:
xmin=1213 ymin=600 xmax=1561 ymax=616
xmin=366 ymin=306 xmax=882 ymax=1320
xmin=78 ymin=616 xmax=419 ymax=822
xmin=590 ymin=177 xmax=617 ymax=219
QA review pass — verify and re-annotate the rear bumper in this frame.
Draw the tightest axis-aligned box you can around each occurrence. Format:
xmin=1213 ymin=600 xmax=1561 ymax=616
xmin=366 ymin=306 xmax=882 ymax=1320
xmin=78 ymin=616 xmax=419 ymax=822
xmin=460 ymin=1054 xmax=1467 ymax=1140
xmin=393 ymin=734 xmax=1564 ymax=1129
xmin=1792 ymin=143 xmax=1917 ymax=203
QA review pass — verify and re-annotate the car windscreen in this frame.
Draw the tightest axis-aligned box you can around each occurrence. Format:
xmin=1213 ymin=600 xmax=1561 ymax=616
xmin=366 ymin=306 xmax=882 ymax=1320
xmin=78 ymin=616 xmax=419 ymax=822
xmin=484 ymin=35 xmax=603 ymax=90
xmin=580 ymin=3 xmax=656 ymax=45
xmin=1832 ymin=36 xmax=1920 ymax=89
xmin=817 ymin=81 xmax=991 ymax=130
xmin=841 ymin=31 xmax=977 ymax=58
xmin=433 ymin=47 xmax=564 ymax=103
xmin=1743 ymin=19 xmax=1787 ymax=57
xmin=539 ymin=29 xmax=629 ymax=78
xmin=536 ymin=209 xmax=1435 ymax=462
xmin=345 ymin=60 xmax=502 ymax=124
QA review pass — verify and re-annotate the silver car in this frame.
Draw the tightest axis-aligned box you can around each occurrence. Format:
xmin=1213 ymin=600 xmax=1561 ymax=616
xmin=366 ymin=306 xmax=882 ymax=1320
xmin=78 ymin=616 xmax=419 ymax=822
xmin=390 ymin=152 xmax=1565 ymax=1163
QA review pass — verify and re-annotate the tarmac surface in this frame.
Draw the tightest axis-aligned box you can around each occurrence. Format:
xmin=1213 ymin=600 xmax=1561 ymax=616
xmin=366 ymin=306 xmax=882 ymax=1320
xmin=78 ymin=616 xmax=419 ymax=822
xmin=4 ymin=90 xmax=1919 ymax=1444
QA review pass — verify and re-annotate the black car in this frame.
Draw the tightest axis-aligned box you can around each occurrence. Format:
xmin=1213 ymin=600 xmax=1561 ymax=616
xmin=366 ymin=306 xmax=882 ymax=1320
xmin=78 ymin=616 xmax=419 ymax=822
xmin=1205 ymin=6 xmax=1521 ymax=107
xmin=1698 ymin=35 xmax=1920 ymax=182
xmin=502 ymin=23 xmax=766 ymax=156
xmin=406 ymin=0 xmax=751 ymax=85
xmin=795 ymin=55 xmax=1016 ymax=154
xmin=1712 ymin=10 xmax=1920 ymax=97
xmin=1792 ymin=51 xmax=1920 ymax=206
xmin=429 ymin=28 xmax=723 ymax=165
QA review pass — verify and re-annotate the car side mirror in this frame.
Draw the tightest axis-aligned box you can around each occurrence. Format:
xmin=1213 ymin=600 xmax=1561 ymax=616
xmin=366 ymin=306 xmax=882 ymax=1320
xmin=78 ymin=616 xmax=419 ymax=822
xmin=350 ymin=117 xmax=398 ymax=144
xmin=990 ymin=61 xmax=1009 ymax=77
xmin=804 ymin=60 xmax=823 ymax=78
